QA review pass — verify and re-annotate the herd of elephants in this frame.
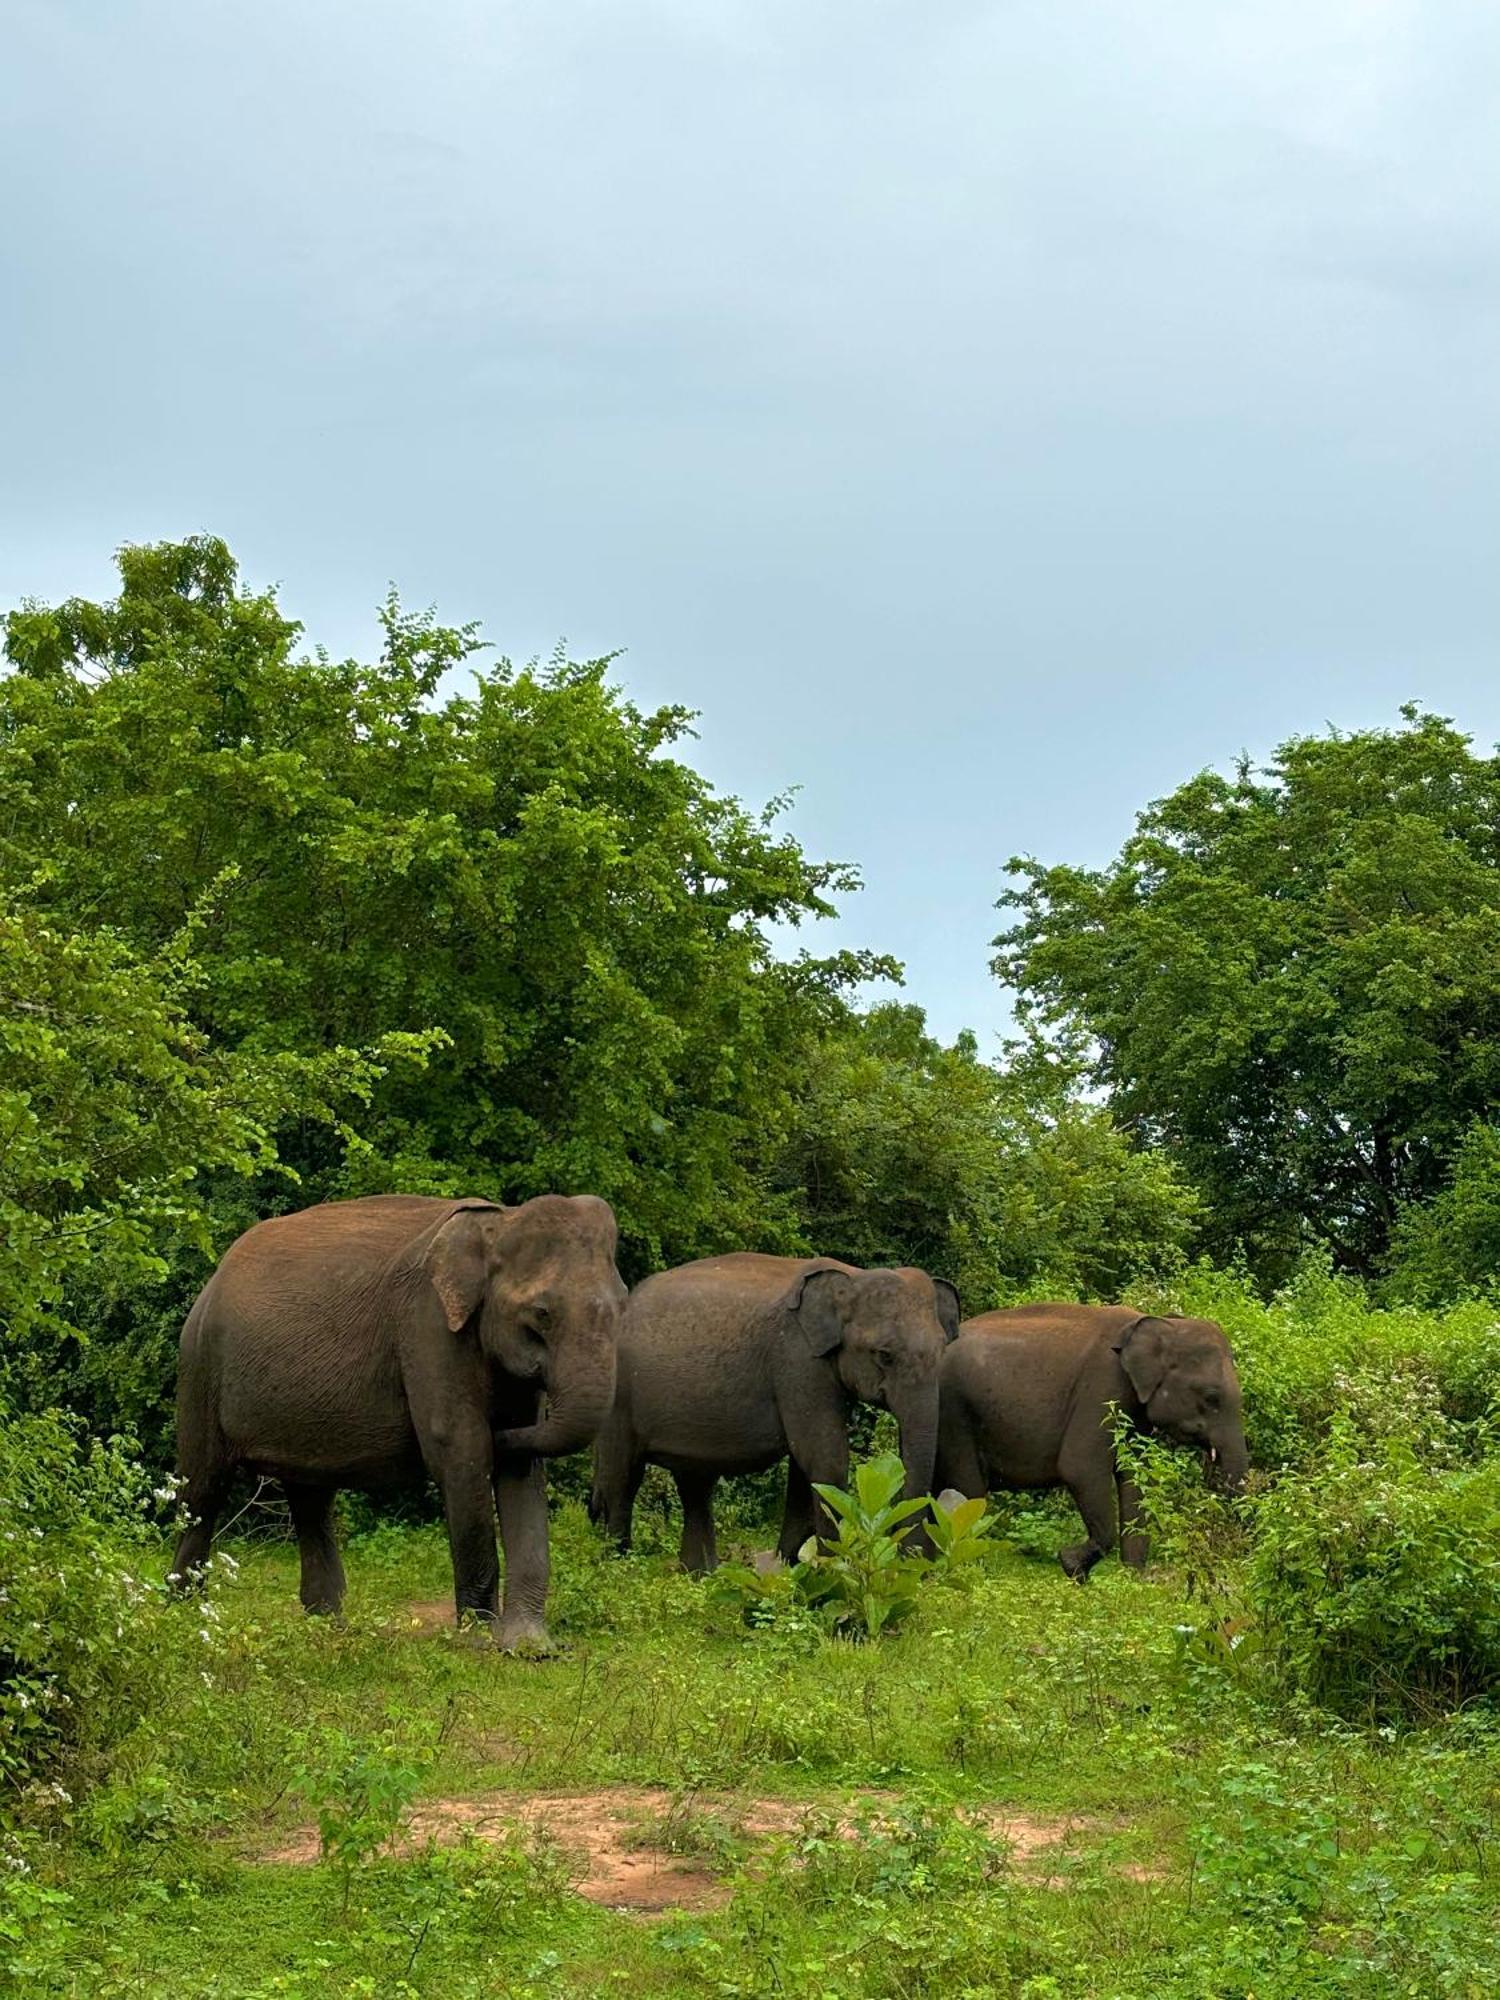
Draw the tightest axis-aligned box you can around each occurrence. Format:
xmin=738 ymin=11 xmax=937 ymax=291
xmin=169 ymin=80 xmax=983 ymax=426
xmin=171 ymin=1192 xmax=1249 ymax=1648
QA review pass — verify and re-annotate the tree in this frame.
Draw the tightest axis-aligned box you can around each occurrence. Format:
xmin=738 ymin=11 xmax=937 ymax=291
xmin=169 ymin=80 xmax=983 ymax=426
xmin=2 ymin=537 xmax=892 ymax=1278
xmin=0 ymin=897 xmax=429 ymax=1440
xmin=774 ymin=1003 xmax=1199 ymax=1308
xmin=1386 ymin=1120 xmax=1500 ymax=1303
xmin=995 ymin=709 xmax=1500 ymax=1283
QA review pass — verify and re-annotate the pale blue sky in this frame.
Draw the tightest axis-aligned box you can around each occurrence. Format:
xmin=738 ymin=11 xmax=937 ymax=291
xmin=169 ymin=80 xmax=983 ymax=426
xmin=4 ymin=2 xmax=1497 ymax=1043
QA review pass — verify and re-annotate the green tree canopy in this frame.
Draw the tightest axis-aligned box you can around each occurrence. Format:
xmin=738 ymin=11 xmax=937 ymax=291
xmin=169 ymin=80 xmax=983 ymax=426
xmin=996 ymin=708 xmax=1500 ymax=1283
xmin=3 ymin=537 xmax=890 ymax=1274
xmin=774 ymin=1002 xmax=1199 ymax=1309
xmin=0 ymin=898 xmax=430 ymax=1426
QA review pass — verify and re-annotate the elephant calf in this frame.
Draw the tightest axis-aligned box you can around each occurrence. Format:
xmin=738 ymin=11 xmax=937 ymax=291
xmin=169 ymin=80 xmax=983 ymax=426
xmin=173 ymin=1193 xmax=626 ymax=1648
xmin=936 ymin=1303 xmax=1248 ymax=1580
xmin=590 ymin=1252 xmax=959 ymax=1571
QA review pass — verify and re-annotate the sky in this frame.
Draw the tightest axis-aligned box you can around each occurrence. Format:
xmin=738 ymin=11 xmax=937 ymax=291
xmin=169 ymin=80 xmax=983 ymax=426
xmin=4 ymin=1 xmax=1498 ymax=1046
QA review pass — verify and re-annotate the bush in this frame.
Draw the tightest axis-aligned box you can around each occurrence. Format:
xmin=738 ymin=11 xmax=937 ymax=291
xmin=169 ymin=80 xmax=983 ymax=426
xmin=0 ymin=1403 xmax=222 ymax=1793
xmin=1151 ymin=1256 xmax=1500 ymax=1471
xmin=1247 ymin=1426 xmax=1500 ymax=1722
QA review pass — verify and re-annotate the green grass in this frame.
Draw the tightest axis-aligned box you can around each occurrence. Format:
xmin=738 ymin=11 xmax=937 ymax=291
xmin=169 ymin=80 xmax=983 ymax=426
xmin=10 ymin=1498 xmax=1500 ymax=1998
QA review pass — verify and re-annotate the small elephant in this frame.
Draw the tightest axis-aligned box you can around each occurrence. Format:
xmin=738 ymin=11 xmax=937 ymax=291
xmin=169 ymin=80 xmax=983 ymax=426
xmin=172 ymin=1193 xmax=626 ymax=1648
xmin=936 ymin=1303 xmax=1248 ymax=1580
xmin=589 ymin=1253 xmax=960 ymax=1571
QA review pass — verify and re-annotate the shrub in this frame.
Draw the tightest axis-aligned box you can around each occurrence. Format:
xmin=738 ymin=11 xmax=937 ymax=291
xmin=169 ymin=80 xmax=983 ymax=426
xmin=710 ymin=1458 xmax=1000 ymax=1642
xmin=0 ymin=1403 xmax=220 ymax=1794
xmin=1150 ymin=1256 xmax=1500 ymax=1471
xmin=1246 ymin=1425 xmax=1500 ymax=1722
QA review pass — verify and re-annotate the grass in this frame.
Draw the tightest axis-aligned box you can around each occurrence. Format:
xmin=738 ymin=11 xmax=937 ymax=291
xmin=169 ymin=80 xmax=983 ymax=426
xmin=11 ymin=1492 xmax=1500 ymax=1998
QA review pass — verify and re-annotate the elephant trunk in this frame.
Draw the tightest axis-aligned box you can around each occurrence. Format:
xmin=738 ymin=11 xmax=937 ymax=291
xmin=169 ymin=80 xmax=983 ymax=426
xmin=892 ymin=1385 xmax=940 ymax=1508
xmin=1206 ymin=1426 xmax=1249 ymax=1495
xmin=498 ymin=1339 xmax=617 ymax=1459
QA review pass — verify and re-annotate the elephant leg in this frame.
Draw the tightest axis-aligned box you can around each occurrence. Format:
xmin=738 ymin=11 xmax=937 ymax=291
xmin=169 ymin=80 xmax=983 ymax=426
xmin=435 ymin=1458 xmax=501 ymax=1627
xmin=780 ymin=1401 xmax=850 ymax=1545
xmin=285 ymin=1482 xmax=346 ymax=1615
xmin=1117 ymin=1472 xmax=1148 ymax=1567
xmin=1064 ymin=1464 xmax=1120 ymax=1584
xmin=1057 ymin=1443 xmax=1119 ymax=1583
xmin=934 ymin=1416 xmax=986 ymax=1502
xmin=675 ymin=1471 xmax=719 ymax=1574
xmin=590 ymin=1424 xmax=644 ymax=1554
xmin=169 ymin=1463 xmax=232 ymax=1589
xmin=408 ymin=1396 xmax=500 ymax=1628
xmin=494 ymin=1456 xmax=551 ymax=1651
xmin=778 ymin=1458 xmax=816 ymax=1563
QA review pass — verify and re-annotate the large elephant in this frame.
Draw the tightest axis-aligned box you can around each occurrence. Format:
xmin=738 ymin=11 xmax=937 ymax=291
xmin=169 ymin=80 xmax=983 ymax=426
xmin=936 ymin=1303 xmax=1248 ymax=1580
xmin=172 ymin=1193 xmax=626 ymax=1648
xmin=589 ymin=1252 xmax=960 ymax=1571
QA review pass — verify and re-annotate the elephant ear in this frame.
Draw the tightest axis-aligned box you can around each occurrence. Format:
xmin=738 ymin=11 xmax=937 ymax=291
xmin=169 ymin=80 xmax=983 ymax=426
xmin=426 ymin=1200 xmax=506 ymax=1334
xmin=1113 ymin=1316 xmax=1172 ymax=1403
xmin=932 ymin=1280 xmax=962 ymax=1343
xmin=788 ymin=1266 xmax=856 ymax=1357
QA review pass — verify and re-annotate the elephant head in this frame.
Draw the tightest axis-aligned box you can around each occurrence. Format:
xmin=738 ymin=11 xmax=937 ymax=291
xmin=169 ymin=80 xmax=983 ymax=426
xmin=790 ymin=1264 xmax=961 ymax=1500
xmin=1113 ymin=1314 xmax=1248 ymax=1492
xmin=425 ymin=1194 xmax=626 ymax=1457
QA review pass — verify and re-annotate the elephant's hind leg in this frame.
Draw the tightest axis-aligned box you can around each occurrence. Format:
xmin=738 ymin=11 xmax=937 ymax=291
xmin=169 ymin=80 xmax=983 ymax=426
xmin=675 ymin=1471 xmax=719 ymax=1574
xmin=169 ymin=1458 xmax=232 ymax=1589
xmin=286 ymin=1482 xmax=347 ymax=1615
xmin=1117 ymin=1471 xmax=1148 ymax=1567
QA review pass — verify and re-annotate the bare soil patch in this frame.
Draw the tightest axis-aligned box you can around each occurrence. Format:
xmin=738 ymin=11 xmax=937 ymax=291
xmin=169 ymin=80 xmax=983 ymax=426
xmin=259 ymin=1786 xmax=1122 ymax=1912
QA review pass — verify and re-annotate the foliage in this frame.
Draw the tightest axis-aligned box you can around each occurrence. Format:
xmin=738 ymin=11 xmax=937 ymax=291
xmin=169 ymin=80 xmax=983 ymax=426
xmin=0 ymin=895 xmax=434 ymax=1434
xmin=802 ymin=1456 xmax=933 ymax=1638
xmin=998 ymin=707 xmax=1500 ymax=1284
xmin=1247 ymin=1429 xmax=1500 ymax=1722
xmin=1387 ymin=1117 xmax=1500 ymax=1303
xmin=774 ymin=1003 xmax=1200 ymax=1309
xmin=0 ymin=1402 xmax=227 ymax=1793
xmin=1130 ymin=1254 xmax=1500 ymax=1474
xmin=291 ymin=1723 xmax=432 ymax=1913
xmin=2 ymin=537 xmax=888 ymax=1286
xmin=924 ymin=1487 xmax=1004 ymax=1573
xmin=711 ymin=1458 xmax=1000 ymax=1641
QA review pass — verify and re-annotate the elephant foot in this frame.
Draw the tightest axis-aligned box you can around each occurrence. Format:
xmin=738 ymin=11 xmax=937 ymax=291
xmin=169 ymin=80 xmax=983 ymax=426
xmin=1058 ymin=1543 xmax=1099 ymax=1583
xmin=496 ymin=1612 xmax=556 ymax=1658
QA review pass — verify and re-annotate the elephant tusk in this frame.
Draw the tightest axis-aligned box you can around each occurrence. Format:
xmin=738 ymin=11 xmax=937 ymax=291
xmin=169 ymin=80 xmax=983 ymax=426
xmin=1208 ymin=1446 xmax=1219 ymax=1463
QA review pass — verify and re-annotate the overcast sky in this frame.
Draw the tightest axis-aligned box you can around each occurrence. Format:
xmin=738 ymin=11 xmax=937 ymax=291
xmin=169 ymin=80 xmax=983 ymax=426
xmin=5 ymin=2 xmax=1497 ymax=1044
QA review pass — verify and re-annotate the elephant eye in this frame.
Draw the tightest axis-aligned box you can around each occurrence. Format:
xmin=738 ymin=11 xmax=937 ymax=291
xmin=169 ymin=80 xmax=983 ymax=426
xmin=876 ymin=1349 xmax=897 ymax=1370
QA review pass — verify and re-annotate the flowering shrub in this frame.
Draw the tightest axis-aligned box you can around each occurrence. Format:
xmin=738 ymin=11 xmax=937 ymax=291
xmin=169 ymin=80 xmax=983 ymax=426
xmin=1246 ymin=1425 xmax=1500 ymax=1722
xmin=0 ymin=1403 xmax=224 ymax=1791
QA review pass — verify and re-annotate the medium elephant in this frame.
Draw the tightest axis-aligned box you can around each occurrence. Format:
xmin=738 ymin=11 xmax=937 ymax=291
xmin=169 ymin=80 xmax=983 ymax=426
xmin=172 ymin=1193 xmax=625 ymax=1648
xmin=936 ymin=1303 xmax=1248 ymax=1580
xmin=589 ymin=1252 xmax=960 ymax=1571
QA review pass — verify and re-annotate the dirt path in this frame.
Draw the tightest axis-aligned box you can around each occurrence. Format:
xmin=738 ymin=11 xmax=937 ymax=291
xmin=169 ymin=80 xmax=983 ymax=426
xmin=260 ymin=1785 xmax=1117 ymax=1913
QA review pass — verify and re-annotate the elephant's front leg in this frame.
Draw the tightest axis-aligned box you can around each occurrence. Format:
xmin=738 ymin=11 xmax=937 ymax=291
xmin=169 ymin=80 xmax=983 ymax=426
xmin=778 ymin=1458 xmax=816 ymax=1564
xmin=1057 ymin=1436 xmax=1119 ymax=1583
xmin=780 ymin=1397 xmax=850 ymax=1554
xmin=494 ymin=1456 xmax=552 ymax=1652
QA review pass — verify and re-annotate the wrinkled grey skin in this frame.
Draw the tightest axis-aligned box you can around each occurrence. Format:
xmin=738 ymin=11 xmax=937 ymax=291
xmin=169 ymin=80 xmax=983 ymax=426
xmin=172 ymin=1193 xmax=625 ymax=1648
xmin=936 ymin=1303 xmax=1248 ymax=1580
xmin=589 ymin=1252 xmax=960 ymax=1572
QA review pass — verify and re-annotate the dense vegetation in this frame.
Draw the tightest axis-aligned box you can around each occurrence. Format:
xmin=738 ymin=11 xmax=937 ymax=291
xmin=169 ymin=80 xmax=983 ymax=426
xmin=5 ymin=540 xmax=1500 ymax=1994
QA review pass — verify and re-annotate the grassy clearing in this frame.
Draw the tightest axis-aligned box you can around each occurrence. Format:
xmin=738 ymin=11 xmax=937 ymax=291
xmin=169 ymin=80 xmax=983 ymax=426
xmin=8 ymin=1494 xmax=1500 ymax=1999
